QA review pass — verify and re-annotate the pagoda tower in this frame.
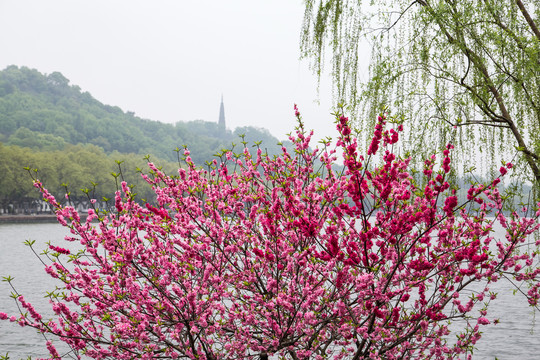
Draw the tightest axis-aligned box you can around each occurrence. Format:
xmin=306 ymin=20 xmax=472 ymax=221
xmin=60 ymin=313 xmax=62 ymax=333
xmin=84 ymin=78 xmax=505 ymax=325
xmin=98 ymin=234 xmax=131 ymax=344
xmin=218 ymin=95 xmax=226 ymax=129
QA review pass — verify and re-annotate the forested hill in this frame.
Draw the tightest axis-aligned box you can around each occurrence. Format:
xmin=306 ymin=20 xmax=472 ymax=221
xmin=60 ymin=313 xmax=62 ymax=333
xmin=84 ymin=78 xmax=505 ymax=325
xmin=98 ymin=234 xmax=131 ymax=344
xmin=0 ymin=65 xmax=290 ymax=164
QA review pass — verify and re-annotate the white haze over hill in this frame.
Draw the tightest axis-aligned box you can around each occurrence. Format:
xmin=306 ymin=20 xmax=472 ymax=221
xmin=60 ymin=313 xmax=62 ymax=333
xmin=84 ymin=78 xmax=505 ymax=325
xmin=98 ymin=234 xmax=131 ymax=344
xmin=0 ymin=0 xmax=373 ymax=146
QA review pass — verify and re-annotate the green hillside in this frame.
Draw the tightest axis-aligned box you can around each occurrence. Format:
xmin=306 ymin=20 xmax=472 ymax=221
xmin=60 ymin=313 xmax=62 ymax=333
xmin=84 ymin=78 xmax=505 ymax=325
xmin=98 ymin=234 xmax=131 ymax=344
xmin=0 ymin=65 xmax=290 ymax=164
xmin=0 ymin=66 xmax=293 ymax=213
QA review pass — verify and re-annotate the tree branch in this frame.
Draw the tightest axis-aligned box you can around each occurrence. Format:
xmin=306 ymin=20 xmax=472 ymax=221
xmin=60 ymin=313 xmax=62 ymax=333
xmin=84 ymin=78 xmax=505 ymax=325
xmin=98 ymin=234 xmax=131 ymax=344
xmin=420 ymin=0 xmax=540 ymax=183
xmin=516 ymin=0 xmax=540 ymax=41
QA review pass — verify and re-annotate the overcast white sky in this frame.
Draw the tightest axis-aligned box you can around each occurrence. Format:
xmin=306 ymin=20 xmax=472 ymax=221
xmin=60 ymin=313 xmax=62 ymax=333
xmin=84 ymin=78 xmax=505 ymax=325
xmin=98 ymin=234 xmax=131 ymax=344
xmin=0 ymin=0 xmax=367 ymax=144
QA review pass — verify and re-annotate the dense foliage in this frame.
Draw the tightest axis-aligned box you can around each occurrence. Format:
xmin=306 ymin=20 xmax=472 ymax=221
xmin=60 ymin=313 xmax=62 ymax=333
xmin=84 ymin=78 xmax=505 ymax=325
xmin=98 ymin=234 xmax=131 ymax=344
xmin=2 ymin=108 xmax=539 ymax=359
xmin=0 ymin=142 xmax=180 ymax=213
xmin=301 ymin=0 xmax=540 ymax=185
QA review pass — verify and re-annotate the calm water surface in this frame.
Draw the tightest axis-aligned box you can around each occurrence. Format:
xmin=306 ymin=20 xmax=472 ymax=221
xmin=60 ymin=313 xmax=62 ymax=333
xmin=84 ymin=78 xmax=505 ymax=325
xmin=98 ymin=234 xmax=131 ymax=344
xmin=0 ymin=223 xmax=74 ymax=358
xmin=0 ymin=223 xmax=539 ymax=359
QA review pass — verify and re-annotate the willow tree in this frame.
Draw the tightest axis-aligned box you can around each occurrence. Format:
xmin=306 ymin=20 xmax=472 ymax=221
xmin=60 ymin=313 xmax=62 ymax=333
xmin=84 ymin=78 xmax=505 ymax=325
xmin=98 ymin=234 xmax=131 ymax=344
xmin=301 ymin=0 xmax=540 ymax=185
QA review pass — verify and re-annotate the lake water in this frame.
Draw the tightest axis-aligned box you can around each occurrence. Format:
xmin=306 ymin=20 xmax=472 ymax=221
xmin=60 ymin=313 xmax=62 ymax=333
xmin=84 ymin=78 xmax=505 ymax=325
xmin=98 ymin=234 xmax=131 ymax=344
xmin=0 ymin=222 xmax=539 ymax=359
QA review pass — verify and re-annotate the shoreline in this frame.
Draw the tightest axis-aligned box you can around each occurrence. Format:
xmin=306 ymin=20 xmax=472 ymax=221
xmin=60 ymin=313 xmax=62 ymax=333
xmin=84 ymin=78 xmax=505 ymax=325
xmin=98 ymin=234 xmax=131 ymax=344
xmin=0 ymin=214 xmax=58 ymax=224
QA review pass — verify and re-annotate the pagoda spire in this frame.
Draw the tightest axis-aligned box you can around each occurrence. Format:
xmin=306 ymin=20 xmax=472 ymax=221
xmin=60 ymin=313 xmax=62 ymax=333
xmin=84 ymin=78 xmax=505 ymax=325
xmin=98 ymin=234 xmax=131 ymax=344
xmin=218 ymin=94 xmax=226 ymax=129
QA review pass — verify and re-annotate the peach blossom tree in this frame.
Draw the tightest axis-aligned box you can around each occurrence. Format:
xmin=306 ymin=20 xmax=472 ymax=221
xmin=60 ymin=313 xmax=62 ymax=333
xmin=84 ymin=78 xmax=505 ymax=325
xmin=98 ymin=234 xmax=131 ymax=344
xmin=2 ymin=107 xmax=540 ymax=360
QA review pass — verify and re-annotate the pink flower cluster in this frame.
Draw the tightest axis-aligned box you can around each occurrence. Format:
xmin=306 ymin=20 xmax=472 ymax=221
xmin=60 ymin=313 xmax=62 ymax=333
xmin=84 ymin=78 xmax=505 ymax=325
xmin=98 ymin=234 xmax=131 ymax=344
xmin=2 ymin=108 xmax=540 ymax=360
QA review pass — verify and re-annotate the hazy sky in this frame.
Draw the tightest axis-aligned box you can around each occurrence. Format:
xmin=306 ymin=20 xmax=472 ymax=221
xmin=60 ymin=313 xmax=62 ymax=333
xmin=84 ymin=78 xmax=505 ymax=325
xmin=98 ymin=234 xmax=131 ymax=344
xmin=0 ymin=1 xmax=368 ymax=144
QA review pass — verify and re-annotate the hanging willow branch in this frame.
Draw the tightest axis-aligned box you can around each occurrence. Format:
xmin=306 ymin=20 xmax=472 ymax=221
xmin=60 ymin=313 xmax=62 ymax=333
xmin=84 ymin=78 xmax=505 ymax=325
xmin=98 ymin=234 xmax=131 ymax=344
xmin=301 ymin=0 xmax=540 ymax=186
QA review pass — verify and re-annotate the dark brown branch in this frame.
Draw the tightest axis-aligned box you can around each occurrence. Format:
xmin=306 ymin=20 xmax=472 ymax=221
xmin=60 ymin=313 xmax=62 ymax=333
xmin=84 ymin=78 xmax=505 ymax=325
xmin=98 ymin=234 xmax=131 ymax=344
xmin=516 ymin=0 xmax=540 ymax=41
xmin=458 ymin=120 xmax=511 ymax=129
xmin=419 ymin=0 xmax=540 ymax=183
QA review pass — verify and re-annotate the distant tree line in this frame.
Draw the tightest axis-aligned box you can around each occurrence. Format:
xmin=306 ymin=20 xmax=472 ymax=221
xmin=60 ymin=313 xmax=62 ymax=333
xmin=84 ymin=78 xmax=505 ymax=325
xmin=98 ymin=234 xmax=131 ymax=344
xmin=0 ymin=142 xmax=182 ymax=214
